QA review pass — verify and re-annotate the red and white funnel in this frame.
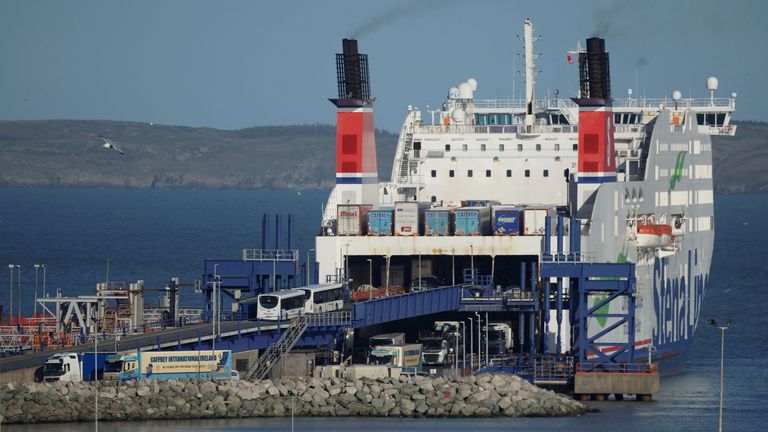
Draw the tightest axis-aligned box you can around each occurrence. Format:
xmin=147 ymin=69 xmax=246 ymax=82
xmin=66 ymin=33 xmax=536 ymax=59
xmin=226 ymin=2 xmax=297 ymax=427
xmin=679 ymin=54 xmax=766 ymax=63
xmin=330 ymin=39 xmax=378 ymax=206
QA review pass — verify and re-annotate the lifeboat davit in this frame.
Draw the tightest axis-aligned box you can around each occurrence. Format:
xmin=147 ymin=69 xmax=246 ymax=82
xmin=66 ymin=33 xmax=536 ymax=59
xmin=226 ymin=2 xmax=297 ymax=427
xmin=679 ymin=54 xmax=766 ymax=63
xmin=636 ymin=224 xmax=673 ymax=248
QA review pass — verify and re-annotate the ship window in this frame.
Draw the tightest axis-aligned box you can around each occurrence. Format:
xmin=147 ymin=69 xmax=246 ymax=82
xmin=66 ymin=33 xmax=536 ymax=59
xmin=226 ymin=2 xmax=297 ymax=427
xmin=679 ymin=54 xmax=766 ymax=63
xmin=467 ymin=170 xmax=473 ymax=177
xmin=445 ymin=144 xmax=451 ymax=152
xmin=573 ymin=143 xmax=578 ymax=151
xmin=431 ymin=195 xmax=437 ymax=203
xmin=486 ymin=170 xmax=491 ymax=177
xmin=499 ymin=144 xmax=505 ymax=151
xmin=554 ymin=143 xmax=560 ymax=151
xmin=536 ymin=144 xmax=542 ymax=152
xmin=506 ymin=169 xmax=512 ymax=177
xmin=543 ymin=169 xmax=549 ymax=177
xmin=449 ymin=170 xmax=455 ymax=178
xmin=462 ymin=144 xmax=468 ymax=152
xmin=517 ymin=144 xmax=523 ymax=151
xmin=525 ymin=169 xmax=531 ymax=177
xmin=413 ymin=142 xmax=422 ymax=150
xmin=481 ymin=144 xmax=486 ymax=152
xmin=431 ymin=170 xmax=437 ymax=178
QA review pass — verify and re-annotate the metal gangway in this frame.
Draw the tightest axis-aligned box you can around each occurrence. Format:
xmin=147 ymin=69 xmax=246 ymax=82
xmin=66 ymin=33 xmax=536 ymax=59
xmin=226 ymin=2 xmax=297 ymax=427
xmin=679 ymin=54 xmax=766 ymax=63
xmin=245 ymin=311 xmax=351 ymax=381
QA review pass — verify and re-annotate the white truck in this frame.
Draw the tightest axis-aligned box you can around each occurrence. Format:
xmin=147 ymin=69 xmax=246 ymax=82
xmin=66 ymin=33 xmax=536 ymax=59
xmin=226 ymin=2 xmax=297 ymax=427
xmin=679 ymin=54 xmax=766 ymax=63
xmin=42 ymin=352 xmax=121 ymax=382
xmin=483 ymin=323 xmax=513 ymax=355
xmin=421 ymin=321 xmax=462 ymax=365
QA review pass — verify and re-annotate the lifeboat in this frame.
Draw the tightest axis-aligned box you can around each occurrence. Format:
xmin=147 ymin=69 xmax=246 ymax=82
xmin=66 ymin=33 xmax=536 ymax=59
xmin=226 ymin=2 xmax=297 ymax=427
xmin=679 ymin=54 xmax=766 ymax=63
xmin=636 ymin=224 xmax=673 ymax=248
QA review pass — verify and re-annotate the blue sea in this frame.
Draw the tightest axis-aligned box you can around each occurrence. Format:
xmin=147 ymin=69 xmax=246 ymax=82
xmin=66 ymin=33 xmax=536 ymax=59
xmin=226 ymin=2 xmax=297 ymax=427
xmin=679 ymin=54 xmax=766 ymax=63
xmin=1 ymin=188 xmax=766 ymax=431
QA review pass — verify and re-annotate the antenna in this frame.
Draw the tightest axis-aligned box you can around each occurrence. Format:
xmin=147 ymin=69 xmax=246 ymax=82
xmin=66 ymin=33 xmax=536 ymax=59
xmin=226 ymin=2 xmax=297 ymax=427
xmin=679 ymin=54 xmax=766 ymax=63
xmin=523 ymin=18 xmax=541 ymax=127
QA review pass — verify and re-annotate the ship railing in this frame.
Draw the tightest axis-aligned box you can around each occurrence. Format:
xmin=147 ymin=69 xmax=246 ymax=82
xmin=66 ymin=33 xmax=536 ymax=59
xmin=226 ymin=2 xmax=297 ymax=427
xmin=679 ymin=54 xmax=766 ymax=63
xmin=469 ymin=97 xmax=733 ymax=110
xmin=242 ymin=249 xmax=299 ymax=262
xmin=541 ymin=251 xmax=597 ymax=263
xmin=306 ymin=311 xmax=352 ymax=327
xmin=413 ymin=124 xmax=578 ymax=135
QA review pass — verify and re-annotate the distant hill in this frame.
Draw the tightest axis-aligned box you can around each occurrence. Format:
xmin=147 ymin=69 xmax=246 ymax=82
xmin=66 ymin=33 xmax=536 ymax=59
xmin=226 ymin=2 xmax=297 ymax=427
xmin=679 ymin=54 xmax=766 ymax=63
xmin=0 ymin=119 xmax=765 ymax=193
xmin=0 ymin=120 xmax=397 ymax=189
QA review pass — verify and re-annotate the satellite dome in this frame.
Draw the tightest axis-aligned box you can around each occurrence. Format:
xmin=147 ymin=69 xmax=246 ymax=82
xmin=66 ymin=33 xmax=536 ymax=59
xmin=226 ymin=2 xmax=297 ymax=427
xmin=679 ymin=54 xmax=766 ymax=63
xmin=466 ymin=78 xmax=478 ymax=91
xmin=458 ymin=82 xmax=473 ymax=99
xmin=672 ymin=90 xmax=682 ymax=101
xmin=448 ymin=87 xmax=459 ymax=99
xmin=706 ymin=76 xmax=719 ymax=91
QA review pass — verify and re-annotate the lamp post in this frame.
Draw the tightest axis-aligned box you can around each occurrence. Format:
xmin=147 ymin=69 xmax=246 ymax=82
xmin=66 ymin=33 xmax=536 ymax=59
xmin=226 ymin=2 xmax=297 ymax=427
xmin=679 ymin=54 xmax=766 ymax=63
xmin=42 ymin=264 xmax=47 ymax=300
xmin=15 ymin=265 xmax=22 ymax=324
xmin=709 ymin=318 xmax=731 ymax=432
xmin=451 ymin=247 xmax=455 ymax=285
xmin=366 ymin=259 xmax=372 ymax=287
xmin=7 ymin=264 xmax=14 ymax=324
xmin=34 ymin=264 xmax=41 ymax=317
xmin=475 ymin=312 xmax=481 ymax=369
xmin=467 ymin=317 xmax=473 ymax=371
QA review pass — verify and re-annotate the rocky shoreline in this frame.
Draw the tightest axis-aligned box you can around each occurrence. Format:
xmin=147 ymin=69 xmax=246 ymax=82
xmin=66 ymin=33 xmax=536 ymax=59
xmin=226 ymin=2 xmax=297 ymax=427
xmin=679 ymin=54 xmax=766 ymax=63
xmin=0 ymin=374 xmax=586 ymax=424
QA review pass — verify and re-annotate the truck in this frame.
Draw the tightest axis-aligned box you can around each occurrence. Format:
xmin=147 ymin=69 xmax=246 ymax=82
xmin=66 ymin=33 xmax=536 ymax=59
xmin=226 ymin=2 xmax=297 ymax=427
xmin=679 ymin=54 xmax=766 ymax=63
xmin=368 ymin=332 xmax=405 ymax=350
xmin=369 ymin=344 xmax=423 ymax=374
xmin=425 ymin=207 xmax=455 ymax=236
xmin=118 ymin=350 xmax=234 ymax=381
xmin=42 ymin=352 xmax=121 ymax=382
xmin=394 ymin=201 xmax=428 ymax=236
xmin=454 ymin=207 xmax=491 ymax=236
xmin=421 ymin=321 xmax=463 ymax=365
xmin=482 ymin=323 xmax=513 ymax=355
xmin=492 ymin=206 xmax=522 ymax=236
xmin=367 ymin=209 xmax=393 ymax=236
xmin=337 ymin=204 xmax=372 ymax=236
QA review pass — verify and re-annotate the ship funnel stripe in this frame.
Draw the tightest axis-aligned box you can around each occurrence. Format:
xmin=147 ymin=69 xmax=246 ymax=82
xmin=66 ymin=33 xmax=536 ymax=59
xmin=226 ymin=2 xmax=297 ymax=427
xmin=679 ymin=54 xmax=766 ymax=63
xmin=336 ymin=176 xmax=378 ymax=185
xmin=577 ymin=175 xmax=617 ymax=184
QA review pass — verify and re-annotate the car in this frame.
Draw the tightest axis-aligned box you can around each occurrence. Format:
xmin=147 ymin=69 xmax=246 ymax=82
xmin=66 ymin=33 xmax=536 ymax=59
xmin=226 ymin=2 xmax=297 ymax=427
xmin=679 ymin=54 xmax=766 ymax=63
xmin=409 ymin=276 xmax=439 ymax=292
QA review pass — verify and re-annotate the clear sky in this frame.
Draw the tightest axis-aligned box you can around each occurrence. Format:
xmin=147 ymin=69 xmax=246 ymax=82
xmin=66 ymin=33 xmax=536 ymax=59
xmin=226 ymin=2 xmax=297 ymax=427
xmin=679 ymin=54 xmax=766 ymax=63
xmin=1 ymin=0 xmax=765 ymax=132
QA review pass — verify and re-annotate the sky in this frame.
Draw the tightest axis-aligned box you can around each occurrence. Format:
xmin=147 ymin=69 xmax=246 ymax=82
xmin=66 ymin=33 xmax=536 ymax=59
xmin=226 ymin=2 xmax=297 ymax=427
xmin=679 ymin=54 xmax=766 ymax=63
xmin=0 ymin=0 xmax=766 ymax=132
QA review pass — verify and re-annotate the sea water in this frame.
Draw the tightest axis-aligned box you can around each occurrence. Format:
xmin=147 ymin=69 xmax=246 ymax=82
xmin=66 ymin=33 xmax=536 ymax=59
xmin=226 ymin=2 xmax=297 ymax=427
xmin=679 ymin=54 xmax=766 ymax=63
xmin=1 ymin=189 xmax=766 ymax=431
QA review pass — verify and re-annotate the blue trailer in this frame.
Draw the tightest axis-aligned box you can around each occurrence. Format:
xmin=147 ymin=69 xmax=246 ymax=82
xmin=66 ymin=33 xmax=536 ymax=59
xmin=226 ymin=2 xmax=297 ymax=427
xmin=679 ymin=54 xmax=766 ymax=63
xmin=454 ymin=207 xmax=491 ymax=236
xmin=368 ymin=210 xmax=393 ymax=236
xmin=425 ymin=208 xmax=455 ymax=236
xmin=492 ymin=206 xmax=522 ymax=235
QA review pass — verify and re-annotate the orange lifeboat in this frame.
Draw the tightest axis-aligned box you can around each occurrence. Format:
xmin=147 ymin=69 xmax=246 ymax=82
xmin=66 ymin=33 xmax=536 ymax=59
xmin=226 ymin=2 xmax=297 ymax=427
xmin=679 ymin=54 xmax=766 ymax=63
xmin=636 ymin=224 xmax=673 ymax=248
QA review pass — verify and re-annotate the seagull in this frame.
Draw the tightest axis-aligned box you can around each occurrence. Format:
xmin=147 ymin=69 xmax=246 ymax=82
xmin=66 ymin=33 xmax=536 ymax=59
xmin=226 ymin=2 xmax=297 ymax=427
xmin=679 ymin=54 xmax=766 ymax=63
xmin=98 ymin=135 xmax=124 ymax=155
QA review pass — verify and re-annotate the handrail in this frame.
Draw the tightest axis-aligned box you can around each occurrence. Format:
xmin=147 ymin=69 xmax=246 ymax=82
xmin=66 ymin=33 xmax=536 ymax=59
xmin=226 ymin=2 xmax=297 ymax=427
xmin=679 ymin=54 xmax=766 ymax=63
xmin=242 ymin=249 xmax=299 ymax=261
xmin=576 ymin=362 xmax=657 ymax=374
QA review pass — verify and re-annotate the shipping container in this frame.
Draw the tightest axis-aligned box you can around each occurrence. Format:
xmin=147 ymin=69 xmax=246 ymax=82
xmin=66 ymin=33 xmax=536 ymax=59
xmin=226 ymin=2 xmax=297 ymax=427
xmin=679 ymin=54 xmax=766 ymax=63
xmin=522 ymin=207 xmax=548 ymax=235
xmin=492 ymin=206 xmax=522 ymax=236
xmin=425 ymin=207 xmax=455 ymax=236
xmin=454 ymin=207 xmax=491 ymax=236
xmin=394 ymin=202 xmax=427 ymax=236
xmin=337 ymin=204 xmax=372 ymax=236
xmin=367 ymin=210 xmax=393 ymax=236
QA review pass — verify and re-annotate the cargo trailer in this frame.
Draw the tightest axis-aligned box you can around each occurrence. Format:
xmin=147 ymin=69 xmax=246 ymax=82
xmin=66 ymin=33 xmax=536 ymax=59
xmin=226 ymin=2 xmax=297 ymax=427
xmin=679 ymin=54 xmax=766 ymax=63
xmin=454 ymin=207 xmax=491 ymax=236
xmin=425 ymin=207 xmax=455 ymax=236
xmin=337 ymin=204 xmax=372 ymax=236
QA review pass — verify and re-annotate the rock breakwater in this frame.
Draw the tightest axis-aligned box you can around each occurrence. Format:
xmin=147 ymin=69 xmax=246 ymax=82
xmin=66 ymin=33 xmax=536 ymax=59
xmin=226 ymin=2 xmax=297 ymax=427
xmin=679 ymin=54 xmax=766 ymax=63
xmin=0 ymin=373 xmax=585 ymax=424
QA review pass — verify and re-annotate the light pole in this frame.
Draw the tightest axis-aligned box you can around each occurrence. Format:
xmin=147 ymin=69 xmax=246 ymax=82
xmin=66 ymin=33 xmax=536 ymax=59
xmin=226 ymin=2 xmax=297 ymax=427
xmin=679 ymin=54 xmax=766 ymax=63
xmin=475 ymin=312 xmax=481 ymax=369
xmin=91 ymin=310 xmax=100 ymax=432
xmin=366 ymin=259 xmax=372 ymax=287
xmin=34 ymin=264 xmax=41 ymax=317
xmin=16 ymin=265 xmax=22 ymax=324
xmin=7 ymin=264 xmax=14 ymax=324
xmin=467 ymin=318 xmax=473 ymax=371
xmin=451 ymin=247 xmax=455 ymax=285
xmin=41 ymin=264 xmax=47 ymax=301
xmin=709 ymin=318 xmax=732 ymax=432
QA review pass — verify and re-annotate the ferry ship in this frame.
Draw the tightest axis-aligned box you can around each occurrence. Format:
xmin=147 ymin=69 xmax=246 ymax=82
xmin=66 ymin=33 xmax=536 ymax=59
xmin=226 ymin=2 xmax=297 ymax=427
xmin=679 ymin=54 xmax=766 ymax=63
xmin=315 ymin=20 xmax=737 ymax=371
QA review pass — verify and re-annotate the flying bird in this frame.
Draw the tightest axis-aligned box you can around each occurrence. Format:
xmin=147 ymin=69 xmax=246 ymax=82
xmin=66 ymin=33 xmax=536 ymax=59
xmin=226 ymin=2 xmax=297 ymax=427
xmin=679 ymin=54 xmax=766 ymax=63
xmin=98 ymin=135 xmax=124 ymax=155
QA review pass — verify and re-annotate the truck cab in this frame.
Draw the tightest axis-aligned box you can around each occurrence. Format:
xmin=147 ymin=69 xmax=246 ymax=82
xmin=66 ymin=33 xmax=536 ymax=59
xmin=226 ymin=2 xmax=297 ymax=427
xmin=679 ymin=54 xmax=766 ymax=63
xmin=369 ymin=344 xmax=423 ymax=374
xmin=420 ymin=337 xmax=450 ymax=365
xmin=483 ymin=323 xmax=513 ymax=355
xmin=43 ymin=353 xmax=81 ymax=382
